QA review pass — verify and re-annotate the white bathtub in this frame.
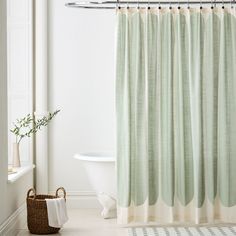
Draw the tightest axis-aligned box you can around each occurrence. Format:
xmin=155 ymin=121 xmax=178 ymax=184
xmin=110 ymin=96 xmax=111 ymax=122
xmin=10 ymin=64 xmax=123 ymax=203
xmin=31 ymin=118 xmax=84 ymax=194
xmin=74 ymin=152 xmax=116 ymax=218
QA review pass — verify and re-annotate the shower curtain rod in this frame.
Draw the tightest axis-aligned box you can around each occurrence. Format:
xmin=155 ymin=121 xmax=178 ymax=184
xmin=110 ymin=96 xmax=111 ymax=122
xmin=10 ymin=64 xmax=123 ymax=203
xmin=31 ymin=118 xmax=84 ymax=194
xmin=66 ymin=1 xmax=236 ymax=9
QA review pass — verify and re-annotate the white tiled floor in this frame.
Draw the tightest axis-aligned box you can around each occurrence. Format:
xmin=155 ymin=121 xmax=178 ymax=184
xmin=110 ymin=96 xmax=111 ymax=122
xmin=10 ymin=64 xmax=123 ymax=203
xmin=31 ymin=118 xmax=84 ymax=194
xmin=17 ymin=209 xmax=128 ymax=236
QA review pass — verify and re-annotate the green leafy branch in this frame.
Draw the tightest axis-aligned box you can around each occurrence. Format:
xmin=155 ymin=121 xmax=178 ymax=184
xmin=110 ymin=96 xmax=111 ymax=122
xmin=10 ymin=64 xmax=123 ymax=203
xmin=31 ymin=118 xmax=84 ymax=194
xmin=10 ymin=110 xmax=60 ymax=144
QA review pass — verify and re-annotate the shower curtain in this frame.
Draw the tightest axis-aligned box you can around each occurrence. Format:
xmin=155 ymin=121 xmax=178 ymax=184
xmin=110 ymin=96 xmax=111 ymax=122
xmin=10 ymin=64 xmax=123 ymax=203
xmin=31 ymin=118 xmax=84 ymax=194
xmin=116 ymin=7 xmax=236 ymax=224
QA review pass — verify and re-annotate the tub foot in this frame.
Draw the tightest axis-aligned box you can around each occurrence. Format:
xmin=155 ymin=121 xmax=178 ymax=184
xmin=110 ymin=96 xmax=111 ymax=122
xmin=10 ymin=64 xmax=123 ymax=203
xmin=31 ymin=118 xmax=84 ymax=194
xmin=97 ymin=192 xmax=116 ymax=219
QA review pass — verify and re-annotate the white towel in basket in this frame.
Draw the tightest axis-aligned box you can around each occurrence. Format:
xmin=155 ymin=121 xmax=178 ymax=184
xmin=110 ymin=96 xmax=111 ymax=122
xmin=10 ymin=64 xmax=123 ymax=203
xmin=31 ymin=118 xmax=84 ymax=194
xmin=46 ymin=197 xmax=68 ymax=228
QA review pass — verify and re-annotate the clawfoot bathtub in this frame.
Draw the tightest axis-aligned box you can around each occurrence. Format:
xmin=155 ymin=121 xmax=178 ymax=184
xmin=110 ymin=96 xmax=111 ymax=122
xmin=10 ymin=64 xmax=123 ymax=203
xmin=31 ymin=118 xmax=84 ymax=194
xmin=74 ymin=152 xmax=116 ymax=219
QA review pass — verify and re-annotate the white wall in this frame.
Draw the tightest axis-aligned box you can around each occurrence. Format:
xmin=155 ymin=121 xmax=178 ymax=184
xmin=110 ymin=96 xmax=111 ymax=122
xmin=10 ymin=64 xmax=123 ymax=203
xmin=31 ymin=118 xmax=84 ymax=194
xmin=0 ymin=0 xmax=9 ymax=225
xmin=48 ymin=0 xmax=116 ymax=200
xmin=0 ymin=0 xmax=34 ymax=230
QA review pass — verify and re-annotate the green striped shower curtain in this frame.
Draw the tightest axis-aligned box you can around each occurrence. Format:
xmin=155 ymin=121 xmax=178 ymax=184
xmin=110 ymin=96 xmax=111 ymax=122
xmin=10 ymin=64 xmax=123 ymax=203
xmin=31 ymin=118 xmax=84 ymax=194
xmin=116 ymin=7 xmax=236 ymax=224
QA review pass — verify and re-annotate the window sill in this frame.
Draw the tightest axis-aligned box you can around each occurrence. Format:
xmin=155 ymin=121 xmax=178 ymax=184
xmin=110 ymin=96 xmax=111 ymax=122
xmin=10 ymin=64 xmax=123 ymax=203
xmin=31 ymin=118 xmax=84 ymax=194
xmin=8 ymin=164 xmax=35 ymax=183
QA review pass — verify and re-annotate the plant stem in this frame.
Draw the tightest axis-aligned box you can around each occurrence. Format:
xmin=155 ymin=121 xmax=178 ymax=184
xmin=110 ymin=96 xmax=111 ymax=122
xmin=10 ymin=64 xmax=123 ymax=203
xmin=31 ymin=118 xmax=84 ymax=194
xmin=18 ymin=136 xmax=23 ymax=144
xmin=10 ymin=110 xmax=60 ymax=144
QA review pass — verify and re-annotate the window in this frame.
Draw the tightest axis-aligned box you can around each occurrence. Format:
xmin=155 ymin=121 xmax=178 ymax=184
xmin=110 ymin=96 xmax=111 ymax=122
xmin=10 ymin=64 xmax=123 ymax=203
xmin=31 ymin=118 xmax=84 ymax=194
xmin=7 ymin=0 xmax=33 ymax=167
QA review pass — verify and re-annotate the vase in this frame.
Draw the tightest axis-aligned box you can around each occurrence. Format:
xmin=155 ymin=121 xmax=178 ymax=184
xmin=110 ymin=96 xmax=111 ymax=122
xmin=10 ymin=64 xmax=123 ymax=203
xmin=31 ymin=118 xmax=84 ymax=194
xmin=12 ymin=143 xmax=21 ymax=168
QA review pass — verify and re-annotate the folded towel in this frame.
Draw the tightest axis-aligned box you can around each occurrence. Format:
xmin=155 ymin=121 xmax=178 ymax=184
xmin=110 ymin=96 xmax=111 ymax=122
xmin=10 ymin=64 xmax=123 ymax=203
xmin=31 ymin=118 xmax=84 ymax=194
xmin=46 ymin=198 xmax=68 ymax=228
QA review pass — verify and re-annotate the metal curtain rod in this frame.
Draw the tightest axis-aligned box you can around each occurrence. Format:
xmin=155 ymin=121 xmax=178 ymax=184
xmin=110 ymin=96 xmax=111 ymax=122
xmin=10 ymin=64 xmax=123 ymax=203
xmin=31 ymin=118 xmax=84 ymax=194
xmin=66 ymin=1 xmax=236 ymax=9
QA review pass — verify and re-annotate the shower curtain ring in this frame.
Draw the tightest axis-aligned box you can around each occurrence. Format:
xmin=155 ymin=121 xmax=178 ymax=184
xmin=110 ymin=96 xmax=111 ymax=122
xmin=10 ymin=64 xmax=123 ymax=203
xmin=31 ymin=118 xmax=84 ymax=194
xmin=147 ymin=0 xmax=150 ymax=10
xmin=187 ymin=0 xmax=190 ymax=9
xmin=117 ymin=0 xmax=121 ymax=9
xmin=222 ymin=0 xmax=225 ymax=8
xmin=178 ymin=0 xmax=181 ymax=9
xmin=158 ymin=0 xmax=161 ymax=9
xmin=200 ymin=0 xmax=203 ymax=9
xmin=169 ymin=1 xmax=172 ymax=9
xmin=126 ymin=0 xmax=129 ymax=9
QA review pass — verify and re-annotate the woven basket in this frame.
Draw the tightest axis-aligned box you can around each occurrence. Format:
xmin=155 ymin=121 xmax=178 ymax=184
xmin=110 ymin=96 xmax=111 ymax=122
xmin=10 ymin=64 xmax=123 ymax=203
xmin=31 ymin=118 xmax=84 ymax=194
xmin=26 ymin=187 xmax=66 ymax=235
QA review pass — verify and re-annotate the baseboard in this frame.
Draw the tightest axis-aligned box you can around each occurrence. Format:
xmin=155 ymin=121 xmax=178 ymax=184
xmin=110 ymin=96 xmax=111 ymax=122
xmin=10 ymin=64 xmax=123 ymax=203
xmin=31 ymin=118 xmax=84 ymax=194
xmin=0 ymin=203 xmax=27 ymax=236
xmin=49 ymin=190 xmax=101 ymax=209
